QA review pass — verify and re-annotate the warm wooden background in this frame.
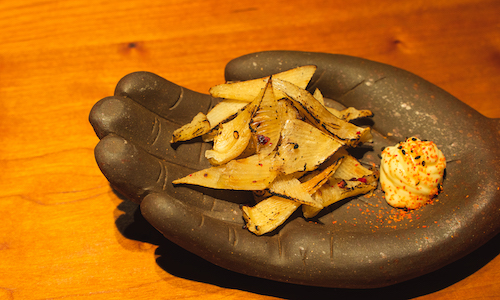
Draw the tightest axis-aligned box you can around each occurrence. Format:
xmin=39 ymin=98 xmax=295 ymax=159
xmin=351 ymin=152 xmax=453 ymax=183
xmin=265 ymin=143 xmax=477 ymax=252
xmin=1 ymin=0 xmax=499 ymax=299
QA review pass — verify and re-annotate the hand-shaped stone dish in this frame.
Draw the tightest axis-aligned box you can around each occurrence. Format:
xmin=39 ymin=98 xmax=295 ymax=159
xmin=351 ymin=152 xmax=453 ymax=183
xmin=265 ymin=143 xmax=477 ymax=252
xmin=89 ymin=51 xmax=500 ymax=288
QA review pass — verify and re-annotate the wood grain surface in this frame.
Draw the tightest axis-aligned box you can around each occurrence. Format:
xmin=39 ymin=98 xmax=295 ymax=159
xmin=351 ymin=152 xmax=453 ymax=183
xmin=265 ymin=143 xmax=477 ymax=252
xmin=1 ymin=0 xmax=499 ymax=299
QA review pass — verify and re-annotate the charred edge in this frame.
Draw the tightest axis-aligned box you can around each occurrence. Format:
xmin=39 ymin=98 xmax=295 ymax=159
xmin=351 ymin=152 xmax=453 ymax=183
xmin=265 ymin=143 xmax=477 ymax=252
xmin=302 ymin=103 xmax=323 ymax=124
xmin=320 ymin=123 xmax=352 ymax=145
xmin=193 ymin=126 xmax=208 ymax=136
xmin=320 ymin=121 xmax=342 ymax=132
xmin=284 ymin=94 xmax=322 ymax=124
xmin=221 ymin=112 xmax=240 ymax=125
xmin=249 ymin=120 xmax=260 ymax=133
xmin=268 ymin=192 xmax=296 ymax=201
xmin=267 ymin=191 xmax=314 ymax=206
xmin=310 ymin=178 xmax=327 ymax=191
xmin=315 ymin=165 xmax=339 ymax=188
xmin=321 ymin=123 xmax=337 ymax=135
xmin=340 ymin=184 xmax=375 ymax=196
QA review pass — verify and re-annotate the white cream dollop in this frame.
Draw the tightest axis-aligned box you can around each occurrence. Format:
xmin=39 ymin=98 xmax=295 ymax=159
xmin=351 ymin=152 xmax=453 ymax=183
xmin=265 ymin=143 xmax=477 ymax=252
xmin=380 ymin=137 xmax=446 ymax=209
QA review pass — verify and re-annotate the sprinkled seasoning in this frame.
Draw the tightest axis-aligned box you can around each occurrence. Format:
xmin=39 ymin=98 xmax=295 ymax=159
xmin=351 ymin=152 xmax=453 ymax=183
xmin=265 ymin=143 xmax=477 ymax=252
xmin=379 ymin=137 xmax=446 ymax=210
xmin=337 ymin=180 xmax=347 ymax=188
xmin=257 ymin=134 xmax=270 ymax=145
xmin=350 ymin=177 xmax=368 ymax=183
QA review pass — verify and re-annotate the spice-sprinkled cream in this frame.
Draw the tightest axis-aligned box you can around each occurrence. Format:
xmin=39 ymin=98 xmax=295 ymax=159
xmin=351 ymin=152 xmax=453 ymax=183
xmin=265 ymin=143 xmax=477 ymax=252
xmin=380 ymin=137 xmax=446 ymax=209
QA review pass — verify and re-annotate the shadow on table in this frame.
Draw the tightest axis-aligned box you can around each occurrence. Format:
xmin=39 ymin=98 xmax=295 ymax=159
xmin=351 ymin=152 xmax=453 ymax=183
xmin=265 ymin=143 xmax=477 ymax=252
xmin=115 ymin=197 xmax=499 ymax=300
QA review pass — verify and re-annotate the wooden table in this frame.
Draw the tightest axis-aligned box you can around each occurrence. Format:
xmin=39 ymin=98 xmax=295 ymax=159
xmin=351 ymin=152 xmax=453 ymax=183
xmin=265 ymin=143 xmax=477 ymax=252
xmin=1 ymin=0 xmax=499 ymax=299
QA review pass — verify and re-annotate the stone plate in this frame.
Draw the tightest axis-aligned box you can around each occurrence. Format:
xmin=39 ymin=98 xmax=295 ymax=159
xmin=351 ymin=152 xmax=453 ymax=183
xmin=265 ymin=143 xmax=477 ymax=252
xmin=93 ymin=51 xmax=500 ymax=288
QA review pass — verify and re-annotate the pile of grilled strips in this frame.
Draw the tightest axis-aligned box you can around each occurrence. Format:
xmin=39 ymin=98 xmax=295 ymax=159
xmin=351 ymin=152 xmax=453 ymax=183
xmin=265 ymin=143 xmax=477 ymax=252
xmin=171 ymin=66 xmax=378 ymax=235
